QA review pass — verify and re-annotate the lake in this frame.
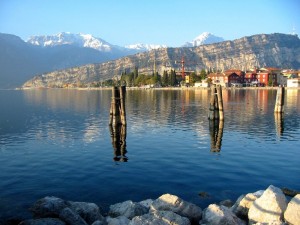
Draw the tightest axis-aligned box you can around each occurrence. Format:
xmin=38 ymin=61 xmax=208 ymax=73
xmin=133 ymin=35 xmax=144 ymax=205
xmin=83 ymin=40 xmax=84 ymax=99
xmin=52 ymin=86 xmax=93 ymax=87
xmin=0 ymin=88 xmax=299 ymax=220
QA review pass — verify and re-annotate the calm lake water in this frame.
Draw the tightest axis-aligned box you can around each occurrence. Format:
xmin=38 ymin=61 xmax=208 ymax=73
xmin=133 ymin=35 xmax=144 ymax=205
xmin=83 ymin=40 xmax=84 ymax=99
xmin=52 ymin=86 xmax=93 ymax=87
xmin=0 ymin=88 xmax=300 ymax=220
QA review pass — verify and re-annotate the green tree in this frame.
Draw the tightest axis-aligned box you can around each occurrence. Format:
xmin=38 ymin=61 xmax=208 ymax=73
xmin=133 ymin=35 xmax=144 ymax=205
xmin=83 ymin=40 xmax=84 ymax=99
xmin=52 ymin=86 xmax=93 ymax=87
xmin=170 ymin=69 xmax=177 ymax=86
xmin=162 ymin=70 xmax=169 ymax=86
xmin=200 ymin=69 xmax=207 ymax=80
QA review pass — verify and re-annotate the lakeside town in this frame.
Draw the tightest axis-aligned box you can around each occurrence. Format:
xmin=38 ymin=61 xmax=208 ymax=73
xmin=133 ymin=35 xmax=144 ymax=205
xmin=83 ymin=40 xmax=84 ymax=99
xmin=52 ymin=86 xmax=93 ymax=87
xmin=51 ymin=67 xmax=300 ymax=89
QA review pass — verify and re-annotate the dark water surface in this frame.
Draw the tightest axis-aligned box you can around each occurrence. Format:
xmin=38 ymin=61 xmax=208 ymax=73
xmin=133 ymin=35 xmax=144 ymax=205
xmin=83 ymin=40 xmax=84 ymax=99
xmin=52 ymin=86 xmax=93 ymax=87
xmin=0 ymin=88 xmax=299 ymax=220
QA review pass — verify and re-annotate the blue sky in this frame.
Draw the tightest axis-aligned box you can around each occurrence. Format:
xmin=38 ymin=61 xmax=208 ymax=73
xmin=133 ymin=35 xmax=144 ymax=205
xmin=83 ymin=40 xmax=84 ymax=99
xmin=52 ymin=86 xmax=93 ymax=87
xmin=0 ymin=0 xmax=299 ymax=46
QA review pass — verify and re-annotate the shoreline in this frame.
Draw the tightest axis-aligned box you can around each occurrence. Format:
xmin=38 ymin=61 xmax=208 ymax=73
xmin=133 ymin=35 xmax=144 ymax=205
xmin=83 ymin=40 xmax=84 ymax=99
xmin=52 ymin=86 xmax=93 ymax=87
xmin=15 ymin=86 xmax=300 ymax=91
xmin=2 ymin=185 xmax=299 ymax=225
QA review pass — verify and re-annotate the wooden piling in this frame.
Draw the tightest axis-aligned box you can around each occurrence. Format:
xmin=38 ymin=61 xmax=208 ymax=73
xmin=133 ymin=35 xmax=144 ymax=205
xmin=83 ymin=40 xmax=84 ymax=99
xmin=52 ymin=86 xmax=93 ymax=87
xmin=216 ymin=85 xmax=224 ymax=121
xmin=208 ymin=84 xmax=217 ymax=120
xmin=274 ymin=86 xmax=285 ymax=113
xmin=119 ymin=86 xmax=126 ymax=125
xmin=109 ymin=86 xmax=126 ymax=126
xmin=208 ymin=84 xmax=224 ymax=121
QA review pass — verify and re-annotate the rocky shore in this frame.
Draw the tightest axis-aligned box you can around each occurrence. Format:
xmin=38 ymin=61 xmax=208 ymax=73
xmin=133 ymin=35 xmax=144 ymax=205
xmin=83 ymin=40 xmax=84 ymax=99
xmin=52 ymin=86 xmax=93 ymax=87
xmin=5 ymin=185 xmax=300 ymax=225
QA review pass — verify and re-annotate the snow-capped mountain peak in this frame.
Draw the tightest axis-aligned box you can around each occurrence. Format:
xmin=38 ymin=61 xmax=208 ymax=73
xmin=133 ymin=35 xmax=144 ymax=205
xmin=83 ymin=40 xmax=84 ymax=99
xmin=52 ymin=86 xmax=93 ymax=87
xmin=125 ymin=43 xmax=167 ymax=51
xmin=27 ymin=32 xmax=113 ymax=52
xmin=183 ymin=32 xmax=224 ymax=47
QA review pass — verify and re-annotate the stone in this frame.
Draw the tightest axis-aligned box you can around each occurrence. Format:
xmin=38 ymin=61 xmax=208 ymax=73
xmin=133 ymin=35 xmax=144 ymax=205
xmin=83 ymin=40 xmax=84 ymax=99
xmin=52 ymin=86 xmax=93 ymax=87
xmin=109 ymin=200 xmax=148 ymax=219
xmin=129 ymin=210 xmax=191 ymax=225
xmin=231 ymin=191 xmax=263 ymax=219
xmin=150 ymin=193 xmax=202 ymax=223
xmin=248 ymin=185 xmax=287 ymax=224
xmin=19 ymin=218 xmax=66 ymax=225
xmin=284 ymin=194 xmax=300 ymax=225
xmin=106 ymin=216 xmax=131 ymax=225
xmin=91 ymin=220 xmax=106 ymax=225
xmin=219 ymin=199 xmax=233 ymax=208
xmin=200 ymin=204 xmax=246 ymax=225
xmin=69 ymin=201 xmax=104 ymax=224
xmin=139 ymin=199 xmax=153 ymax=210
xmin=59 ymin=207 xmax=88 ymax=225
xmin=29 ymin=196 xmax=69 ymax=218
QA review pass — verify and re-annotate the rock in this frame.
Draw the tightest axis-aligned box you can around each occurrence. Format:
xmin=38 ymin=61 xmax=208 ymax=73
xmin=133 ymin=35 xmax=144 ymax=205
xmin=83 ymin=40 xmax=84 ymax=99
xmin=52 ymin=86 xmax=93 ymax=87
xmin=109 ymin=200 xmax=148 ymax=219
xmin=248 ymin=185 xmax=287 ymax=224
xmin=29 ymin=196 xmax=70 ymax=218
xmin=19 ymin=218 xmax=66 ymax=225
xmin=129 ymin=210 xmax=191 ymax=225
xmin=139 ymin=199 xmax=153 ymax=210
xmin=284 ymin=194 xmax=300 ymax=225
xmin=150 ymin=194 xmax=202 ymax=223
xmin=231 ymin=191 xmax=263 ymax=219
xmin=91 ymin=220 xmax=106 ymax=225
xmin=69 ymin=201 xmax=104 ymax=224
xmin=200 ymin=204 xmax=246 ymax=225
xmin=219 ymin=199 xmax=233 ymax=208
xmin=59 ymin=207 xmax=88 ymax=225
xmin=106 ymin=216 xmax=131 ymax=225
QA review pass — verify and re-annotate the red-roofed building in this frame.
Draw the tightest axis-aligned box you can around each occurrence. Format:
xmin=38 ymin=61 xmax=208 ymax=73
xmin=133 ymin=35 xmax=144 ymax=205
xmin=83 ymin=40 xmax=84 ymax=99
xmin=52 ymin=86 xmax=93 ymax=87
xmin=257 ymin=68 xmax=281 ymax=86
xmin=207 ymin=72 xmax=241 ymax=87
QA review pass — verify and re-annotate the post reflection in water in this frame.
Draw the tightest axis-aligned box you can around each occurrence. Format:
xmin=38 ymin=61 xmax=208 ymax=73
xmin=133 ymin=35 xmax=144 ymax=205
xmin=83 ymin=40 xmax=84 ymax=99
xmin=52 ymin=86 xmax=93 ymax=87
xmin=274 ymin=113 xmax=284 ymax=137
xmin=110 ymin=124 xmax=128 ymax=162
xmin=209 ymin=120 xmax=224 ymax=152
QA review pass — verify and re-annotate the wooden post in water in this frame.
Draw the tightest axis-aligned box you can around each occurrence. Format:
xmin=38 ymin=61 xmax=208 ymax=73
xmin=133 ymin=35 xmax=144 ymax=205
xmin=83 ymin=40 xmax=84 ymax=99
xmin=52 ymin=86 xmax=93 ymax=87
xmin=274 ymin=86 xmax=285 ymax=113
xmin=208 ymin=84 xmax=217 ymax=120
xmin=208 ymin=84 xmax=224 ymax=121
xmin=109 ymin=86 xmax=121 ymax=126
xmin=216 ymin=85 xmax=224 ymax=121
xmin=119 ymin=86 xmax=126 ymax=125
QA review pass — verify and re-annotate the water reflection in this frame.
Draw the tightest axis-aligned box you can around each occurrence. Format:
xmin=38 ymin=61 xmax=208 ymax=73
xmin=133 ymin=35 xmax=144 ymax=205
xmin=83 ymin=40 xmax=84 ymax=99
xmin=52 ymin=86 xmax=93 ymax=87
xmin=274 ymin=113 xmax=284 ymax=138
xmin=110 ymin=125 xmax=127 ymax=162
xmin=209 ymin=120 xmax=224 ymax=152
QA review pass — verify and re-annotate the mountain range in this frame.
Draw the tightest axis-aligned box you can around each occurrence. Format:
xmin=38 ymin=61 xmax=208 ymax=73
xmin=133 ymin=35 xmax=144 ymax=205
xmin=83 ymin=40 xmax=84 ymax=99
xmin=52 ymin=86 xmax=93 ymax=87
xmin=0 ymin=31 xmax=223 ymax=88
xmin=22 ymin=33 xmax=300 ymax=89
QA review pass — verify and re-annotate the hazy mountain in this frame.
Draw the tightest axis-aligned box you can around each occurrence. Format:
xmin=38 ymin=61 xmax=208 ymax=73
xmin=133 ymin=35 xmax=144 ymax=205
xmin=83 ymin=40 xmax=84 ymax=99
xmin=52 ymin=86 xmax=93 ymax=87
xmin=27 ymin=32 xmax=126 ymax=52
xmin=125 ymin=43 xmax=167 ymax=51
xmin=28 ymin=32 xmax=168 ymax=52
xmin=0 ymin=33 xmax=136 ymax=88
xmin=22 ymin=33 xmax=300 ymax=88
xmin=183 ymin=32 xmax=225 ymax=47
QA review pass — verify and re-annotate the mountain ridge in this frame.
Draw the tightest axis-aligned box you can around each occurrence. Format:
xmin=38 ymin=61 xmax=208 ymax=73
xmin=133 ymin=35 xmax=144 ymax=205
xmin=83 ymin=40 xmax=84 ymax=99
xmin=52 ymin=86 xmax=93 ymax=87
xmin=22 ymin=33 xmax=300 ymax=88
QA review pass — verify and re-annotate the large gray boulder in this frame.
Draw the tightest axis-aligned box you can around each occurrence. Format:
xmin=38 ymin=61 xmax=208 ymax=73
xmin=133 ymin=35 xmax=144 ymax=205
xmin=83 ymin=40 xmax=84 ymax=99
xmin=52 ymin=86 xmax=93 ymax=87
xmin=284 ymin=194 xmax=300 ymax=225
xmin=69 ymin=201 xmax=104 ymax=224
xmin=129 ymin=210 xmax=191 ymax=225
xmin=19 ymin=218 xmax=66 ymax=225
xmin=200 ymin=204 xmax=246 ymax=225
xmin=109 ymin=200 xmax=148 ymax=219
xmin=59 ymin=207 xmax=88 ymax=225
xmin=248 ymin=185 xmax=287 ymax=224
xmin=231 ymin=190 xmax=264 ymax=219
xmin=29 ymin=196 xmax=70 ymax=218
xmin=150 ymin=194 xmax=202 ymax=223
xmin=106 ymin=216 xmax=131 ymax=225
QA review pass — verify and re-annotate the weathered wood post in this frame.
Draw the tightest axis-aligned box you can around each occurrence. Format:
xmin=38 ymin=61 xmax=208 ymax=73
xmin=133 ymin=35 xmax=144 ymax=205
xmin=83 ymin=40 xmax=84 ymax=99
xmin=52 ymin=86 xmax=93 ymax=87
xmin=208 ymin=84 xmax=224 ymax=121
xmin=216 ymin=85 xmax=224 ymax=121
xmin=274 ymin=86 xmax=285 ymax=113
xmin=109 ymin=86 xmax=127 ymax=162
xmin=208 ymin=84 xmax=217 ymax=120
xmin=119 ymin=86 xmax=126 ymax=125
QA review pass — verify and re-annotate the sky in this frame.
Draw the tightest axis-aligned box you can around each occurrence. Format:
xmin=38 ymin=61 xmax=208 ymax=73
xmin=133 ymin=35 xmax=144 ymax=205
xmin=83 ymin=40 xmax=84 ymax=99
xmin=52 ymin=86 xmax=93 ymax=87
xmin=0 ymin=0 xmax=300 ymax=47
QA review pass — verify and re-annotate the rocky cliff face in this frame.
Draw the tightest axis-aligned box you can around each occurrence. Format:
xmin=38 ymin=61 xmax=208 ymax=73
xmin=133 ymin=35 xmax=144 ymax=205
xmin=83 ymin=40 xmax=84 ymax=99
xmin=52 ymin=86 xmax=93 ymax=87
xmin=23 ymin=33 xmax=300 ymax=88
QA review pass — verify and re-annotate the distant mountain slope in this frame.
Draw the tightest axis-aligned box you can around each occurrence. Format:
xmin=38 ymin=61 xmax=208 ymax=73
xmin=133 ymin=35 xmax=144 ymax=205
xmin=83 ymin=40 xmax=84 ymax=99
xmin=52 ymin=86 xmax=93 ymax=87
xmin=22 ymin=33 xmax=300 ymax=88
xmin=183 ymin=32 xmax=224 ymax=47
xmin=0 ymin=33 xmax=136 ymax=88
